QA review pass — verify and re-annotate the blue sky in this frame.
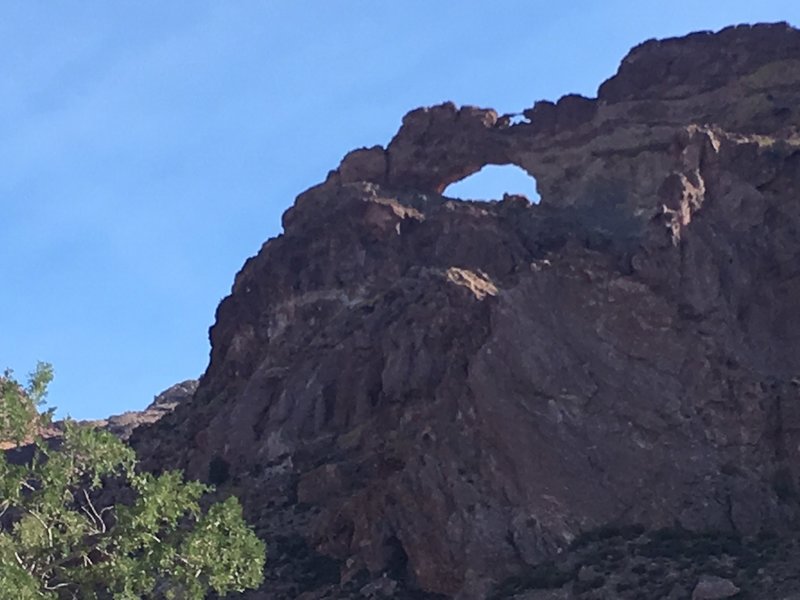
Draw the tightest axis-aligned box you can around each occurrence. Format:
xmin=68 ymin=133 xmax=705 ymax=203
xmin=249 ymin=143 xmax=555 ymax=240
xmin=2 ymin=2 xmax=797 ymax=420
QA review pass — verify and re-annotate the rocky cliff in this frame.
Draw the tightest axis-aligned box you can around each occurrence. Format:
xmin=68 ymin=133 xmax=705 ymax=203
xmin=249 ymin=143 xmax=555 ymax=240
xmin=133 ymin=23 xmax=800 ymax=598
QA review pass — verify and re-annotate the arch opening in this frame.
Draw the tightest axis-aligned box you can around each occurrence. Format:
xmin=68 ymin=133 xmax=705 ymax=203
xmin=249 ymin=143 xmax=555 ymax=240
xmin=443 ymin=164 xmax=540 ymax=204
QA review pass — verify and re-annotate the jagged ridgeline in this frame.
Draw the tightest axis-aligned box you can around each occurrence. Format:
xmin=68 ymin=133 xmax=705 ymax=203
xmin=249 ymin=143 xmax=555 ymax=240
xmin=125 ymin=23 xmax=800 ymax=599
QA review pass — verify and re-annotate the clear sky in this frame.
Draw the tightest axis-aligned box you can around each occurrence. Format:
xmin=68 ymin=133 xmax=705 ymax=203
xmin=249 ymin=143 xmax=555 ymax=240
xmin=2 ymin=2 xmax=797 ymax=420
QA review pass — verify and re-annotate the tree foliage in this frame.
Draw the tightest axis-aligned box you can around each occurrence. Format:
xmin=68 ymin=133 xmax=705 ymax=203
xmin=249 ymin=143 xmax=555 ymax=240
xmin=0 ymin=363 xmax=265 ymax=599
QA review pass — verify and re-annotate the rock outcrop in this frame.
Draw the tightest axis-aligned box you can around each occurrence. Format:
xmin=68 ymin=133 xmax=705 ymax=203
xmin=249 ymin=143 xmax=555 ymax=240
xmin=133 ymin=23 xmax=800 ymax=598
xmin=80 ymin=379 xmax=197 ymax=440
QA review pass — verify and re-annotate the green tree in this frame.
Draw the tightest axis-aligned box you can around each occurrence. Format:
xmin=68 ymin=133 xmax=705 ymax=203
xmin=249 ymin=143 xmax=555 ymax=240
xmin=0 ymin=363 xmax=265 ymax=599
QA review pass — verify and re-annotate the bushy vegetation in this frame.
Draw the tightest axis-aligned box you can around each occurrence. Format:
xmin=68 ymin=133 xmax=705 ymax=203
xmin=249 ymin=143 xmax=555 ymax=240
xmin=0 ymin=363 xmax=265 ymax=599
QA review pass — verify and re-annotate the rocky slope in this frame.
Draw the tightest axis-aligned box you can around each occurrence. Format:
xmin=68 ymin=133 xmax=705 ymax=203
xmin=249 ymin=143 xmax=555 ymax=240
xmin=78 ymin=379 xmax=197 ymax=440
xmin=132 ymin=23 xmax=800 ymax=598
xmin=1 ymin=379 xmax=196 ymax=462
xmin=48 ymin=379 xmax=198 ymax=442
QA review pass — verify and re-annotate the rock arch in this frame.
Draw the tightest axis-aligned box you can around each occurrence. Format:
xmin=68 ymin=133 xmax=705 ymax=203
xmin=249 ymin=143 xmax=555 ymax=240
xmin=443 ymin=163 xmax=540 ymax=203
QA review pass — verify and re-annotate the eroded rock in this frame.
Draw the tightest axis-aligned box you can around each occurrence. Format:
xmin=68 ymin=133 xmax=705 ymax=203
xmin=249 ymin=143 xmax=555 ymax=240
xmin=132 ymin=23 xmax=800 ymax=598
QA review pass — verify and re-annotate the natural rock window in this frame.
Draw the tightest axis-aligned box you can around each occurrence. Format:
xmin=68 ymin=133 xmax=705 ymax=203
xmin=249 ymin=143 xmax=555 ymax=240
xmin=443 ymin=164 xmax=539 ymax=203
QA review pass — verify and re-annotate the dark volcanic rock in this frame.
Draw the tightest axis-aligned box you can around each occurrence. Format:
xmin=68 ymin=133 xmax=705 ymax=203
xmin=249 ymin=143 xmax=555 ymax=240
xmin=132 ymin=23 xmax=800 ymax=598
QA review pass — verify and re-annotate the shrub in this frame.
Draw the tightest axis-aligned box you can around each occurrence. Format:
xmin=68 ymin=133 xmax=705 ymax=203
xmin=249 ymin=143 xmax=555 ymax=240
xmin=0 ymin=363 xmax=266 ymax=599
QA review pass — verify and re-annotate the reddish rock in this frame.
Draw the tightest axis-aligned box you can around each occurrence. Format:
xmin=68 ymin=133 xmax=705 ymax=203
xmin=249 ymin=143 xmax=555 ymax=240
xmin=132 ymin=23 xmax=800 ymax=598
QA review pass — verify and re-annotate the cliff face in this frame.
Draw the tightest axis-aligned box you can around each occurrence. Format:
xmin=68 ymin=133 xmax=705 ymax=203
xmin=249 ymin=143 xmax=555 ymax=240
xmin=133 ymin=23 xmax=800 ymax=598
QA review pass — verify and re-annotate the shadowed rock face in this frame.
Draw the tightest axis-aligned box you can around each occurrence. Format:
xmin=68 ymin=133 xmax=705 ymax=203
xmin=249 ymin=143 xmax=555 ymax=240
xmin=132 ymin=23 xmax=800 ymax=598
